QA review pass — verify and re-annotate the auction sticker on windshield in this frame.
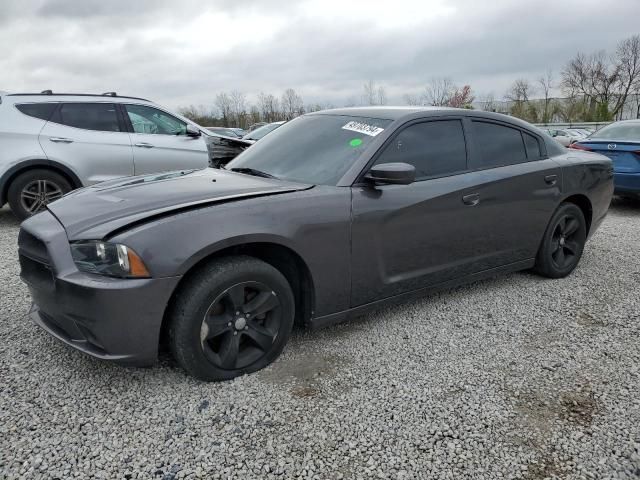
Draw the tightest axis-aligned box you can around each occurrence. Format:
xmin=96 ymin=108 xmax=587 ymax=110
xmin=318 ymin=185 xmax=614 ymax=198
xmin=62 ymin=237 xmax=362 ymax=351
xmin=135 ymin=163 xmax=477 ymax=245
xmin=342 ymin=121 xmax=385 ymax=137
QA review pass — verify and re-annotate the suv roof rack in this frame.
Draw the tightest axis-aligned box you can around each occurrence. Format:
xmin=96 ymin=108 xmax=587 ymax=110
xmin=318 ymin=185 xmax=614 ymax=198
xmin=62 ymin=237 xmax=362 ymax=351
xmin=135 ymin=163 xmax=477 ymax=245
xmin=6 ymin=92 xmax=151 ymax=102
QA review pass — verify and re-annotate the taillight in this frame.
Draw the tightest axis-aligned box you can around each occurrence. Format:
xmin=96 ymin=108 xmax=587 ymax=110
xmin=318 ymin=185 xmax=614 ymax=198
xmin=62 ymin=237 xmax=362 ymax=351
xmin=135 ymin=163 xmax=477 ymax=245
xmin=569 ymin=143 xmax=592 ymax=151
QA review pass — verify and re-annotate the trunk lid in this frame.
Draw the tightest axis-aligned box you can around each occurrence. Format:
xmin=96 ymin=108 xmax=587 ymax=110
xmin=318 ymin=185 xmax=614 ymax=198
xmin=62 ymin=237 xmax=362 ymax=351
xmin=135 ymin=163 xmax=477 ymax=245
xmin=577 ymin=140 xmax=640 ymax=173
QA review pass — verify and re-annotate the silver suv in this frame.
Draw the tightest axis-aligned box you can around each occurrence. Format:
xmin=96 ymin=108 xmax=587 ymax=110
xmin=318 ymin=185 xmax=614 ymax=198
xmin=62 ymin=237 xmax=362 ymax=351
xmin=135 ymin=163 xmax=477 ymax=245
xmin=0 ymin=91 xmax=212 ymax=219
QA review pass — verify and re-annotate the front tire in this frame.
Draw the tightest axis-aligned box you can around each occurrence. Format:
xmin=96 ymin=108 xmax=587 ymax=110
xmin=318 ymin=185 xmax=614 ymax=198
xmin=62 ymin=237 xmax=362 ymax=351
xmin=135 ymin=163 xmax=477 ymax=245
xmin=534 ymin=202 xmax=587 ymax=278
xmin=7 ymin=169 xmax=72 ymax=221
xmin=168 ymin=256 xmax=295 ymax=381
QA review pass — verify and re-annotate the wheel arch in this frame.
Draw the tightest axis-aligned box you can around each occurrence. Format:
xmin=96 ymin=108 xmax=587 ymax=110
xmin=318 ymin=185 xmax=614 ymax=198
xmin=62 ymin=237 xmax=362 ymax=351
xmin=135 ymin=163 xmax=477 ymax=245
xmin=560 ymin=193 xmax=593 ymax=236
xmin=159 ymin=241 xmax=316 ymax=349
xmin=0 ymin=160 xmax=83 ymax=205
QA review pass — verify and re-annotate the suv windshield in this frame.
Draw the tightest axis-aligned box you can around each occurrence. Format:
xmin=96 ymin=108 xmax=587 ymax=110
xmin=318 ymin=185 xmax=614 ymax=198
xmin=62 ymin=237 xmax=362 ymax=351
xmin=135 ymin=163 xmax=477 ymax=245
xmin=590 ymin=122 xmax=640 ymax=141
xmin=227 ymin=115 xmax=391 ymax=185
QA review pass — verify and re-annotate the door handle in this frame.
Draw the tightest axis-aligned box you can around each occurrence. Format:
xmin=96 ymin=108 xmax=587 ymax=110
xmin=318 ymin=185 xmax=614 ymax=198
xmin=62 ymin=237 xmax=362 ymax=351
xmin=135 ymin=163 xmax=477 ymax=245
xmin=49 ymin=137 xmax=73 ymax=143
xmin=134 ymin=142 xmax=154 ymax=148
xmin=544 ymin=174 xmax=558 ymax=186
xmin=462 ymin=193 xmax=480 ymax=206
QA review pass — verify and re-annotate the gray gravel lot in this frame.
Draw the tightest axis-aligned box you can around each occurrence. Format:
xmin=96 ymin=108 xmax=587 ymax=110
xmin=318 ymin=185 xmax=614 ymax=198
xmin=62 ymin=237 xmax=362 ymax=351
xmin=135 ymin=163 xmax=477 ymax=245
xmin=1 ymin=199 xmax=639 ymax=480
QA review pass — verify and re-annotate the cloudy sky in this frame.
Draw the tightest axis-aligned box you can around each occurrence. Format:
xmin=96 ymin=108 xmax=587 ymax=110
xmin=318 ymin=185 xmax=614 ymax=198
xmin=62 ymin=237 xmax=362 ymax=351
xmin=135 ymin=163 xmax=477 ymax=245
xmin=1 ymin=0 xmax=638 ymax=110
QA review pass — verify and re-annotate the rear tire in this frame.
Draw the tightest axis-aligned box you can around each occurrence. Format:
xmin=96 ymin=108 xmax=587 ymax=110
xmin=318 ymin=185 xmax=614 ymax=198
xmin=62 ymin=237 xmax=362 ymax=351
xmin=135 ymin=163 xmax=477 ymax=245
xmin=7 ymin=169 xmax=72 ymax=221
xmin=533 ymin=203 xmax=587 ymax=279
xmin=168 ymin=256 xmax=295 ymax=381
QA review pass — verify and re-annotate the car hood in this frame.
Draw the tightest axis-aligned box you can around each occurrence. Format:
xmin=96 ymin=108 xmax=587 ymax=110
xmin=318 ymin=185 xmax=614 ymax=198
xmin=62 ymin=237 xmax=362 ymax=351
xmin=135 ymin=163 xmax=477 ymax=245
xmin=48 ymin=168 xmax=312 ymax=240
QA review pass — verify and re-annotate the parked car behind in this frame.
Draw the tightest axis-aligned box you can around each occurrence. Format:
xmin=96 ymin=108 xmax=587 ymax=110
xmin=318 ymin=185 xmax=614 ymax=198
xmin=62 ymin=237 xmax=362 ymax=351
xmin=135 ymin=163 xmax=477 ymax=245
xmin=570 ymin=119 xmax=640 ymax=197
xmin=206 ymin=127 xmax=244 ymax=138
xmin=542 ymin=128 xmax=575 ymax=147
xmin=242 ymin=121 xmax=285 ymax=143
xmin=19 ymin=107 xmax=613 ymax=381
xmin=0 ymin=91 xmax=217 ymax=219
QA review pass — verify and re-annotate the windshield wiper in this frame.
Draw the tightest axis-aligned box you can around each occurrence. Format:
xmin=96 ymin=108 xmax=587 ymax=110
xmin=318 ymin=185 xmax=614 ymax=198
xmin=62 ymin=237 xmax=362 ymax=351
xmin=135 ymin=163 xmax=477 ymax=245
xmin=229 ymin=167 xmax=278 ymax=179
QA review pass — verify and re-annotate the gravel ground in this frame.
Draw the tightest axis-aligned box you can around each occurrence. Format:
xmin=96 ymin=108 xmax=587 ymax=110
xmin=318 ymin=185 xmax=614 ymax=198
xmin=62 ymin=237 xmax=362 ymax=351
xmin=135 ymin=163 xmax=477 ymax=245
xmin=1 ymin=199 xmax=639 ymax=480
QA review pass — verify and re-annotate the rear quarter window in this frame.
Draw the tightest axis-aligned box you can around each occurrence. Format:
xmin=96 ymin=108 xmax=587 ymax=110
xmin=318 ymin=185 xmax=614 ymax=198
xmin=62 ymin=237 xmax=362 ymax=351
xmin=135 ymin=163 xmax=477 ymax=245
xmin=471 ymin=121 xmax=527 ymax=169
xmin=15 ymin=103 xmax=58 ymax=121
xmin=523 ymin=132 xmax=543 ymax=159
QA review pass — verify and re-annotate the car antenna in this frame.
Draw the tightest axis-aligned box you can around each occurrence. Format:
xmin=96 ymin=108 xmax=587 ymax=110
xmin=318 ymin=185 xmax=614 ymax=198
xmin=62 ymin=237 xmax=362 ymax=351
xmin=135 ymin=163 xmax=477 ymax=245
xmin=102 ymin=92 xmax=117 ymax=97
xmin=41 ymin=90 xmax=53 ymax=95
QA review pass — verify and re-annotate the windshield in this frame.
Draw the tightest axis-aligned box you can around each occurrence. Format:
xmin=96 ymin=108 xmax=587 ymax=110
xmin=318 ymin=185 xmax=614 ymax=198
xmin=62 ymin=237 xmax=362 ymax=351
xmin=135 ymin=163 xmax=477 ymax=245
xmin=590 ymin=122 xmax=640 ymax=141
xmin=243 ymin=122 xmax=282 ymax=141
xmin=227 ymin=114 xmax=391 ymax=185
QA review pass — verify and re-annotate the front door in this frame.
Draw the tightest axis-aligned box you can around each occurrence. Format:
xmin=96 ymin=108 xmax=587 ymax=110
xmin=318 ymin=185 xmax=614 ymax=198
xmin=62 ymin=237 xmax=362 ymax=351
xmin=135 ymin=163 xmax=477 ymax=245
xmin=351 ymin=118 xmax=479 ymax=306
xmin=122 ymin=104 xmax=209 ymax=175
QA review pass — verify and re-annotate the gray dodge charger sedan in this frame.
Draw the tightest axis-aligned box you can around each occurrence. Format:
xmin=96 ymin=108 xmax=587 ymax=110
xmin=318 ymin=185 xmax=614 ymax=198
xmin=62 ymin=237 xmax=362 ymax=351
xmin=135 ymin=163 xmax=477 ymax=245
xmin=18 ymin=107 xmax=613 ymax=381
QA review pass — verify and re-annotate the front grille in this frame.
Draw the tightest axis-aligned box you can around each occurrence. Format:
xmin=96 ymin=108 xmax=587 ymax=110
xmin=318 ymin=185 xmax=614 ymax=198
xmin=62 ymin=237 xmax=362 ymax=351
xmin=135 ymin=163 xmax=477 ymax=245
xmin=18 ymin=229 xmax=49 ymax=265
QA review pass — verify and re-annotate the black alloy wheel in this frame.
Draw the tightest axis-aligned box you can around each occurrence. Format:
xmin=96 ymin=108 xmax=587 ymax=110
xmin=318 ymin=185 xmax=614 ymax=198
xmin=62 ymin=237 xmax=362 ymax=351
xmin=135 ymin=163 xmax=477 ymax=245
xmin=200 ymin=281 xmax=282 ymax=370
xmin=549 ymin=213 xmax=582 ymax=270
xmin=169 ymin=256 xmax=295 ymax=381
xmin=534 ymin=202 xmax=586 ymax=279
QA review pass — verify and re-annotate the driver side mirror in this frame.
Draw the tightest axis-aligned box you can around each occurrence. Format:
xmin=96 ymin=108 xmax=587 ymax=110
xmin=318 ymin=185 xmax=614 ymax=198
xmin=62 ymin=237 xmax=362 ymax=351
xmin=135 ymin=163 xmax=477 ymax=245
xmin=365 ymin=162 xmax=416 ymax=185
xmin=186 ymin=125 xmax=201 ymax=137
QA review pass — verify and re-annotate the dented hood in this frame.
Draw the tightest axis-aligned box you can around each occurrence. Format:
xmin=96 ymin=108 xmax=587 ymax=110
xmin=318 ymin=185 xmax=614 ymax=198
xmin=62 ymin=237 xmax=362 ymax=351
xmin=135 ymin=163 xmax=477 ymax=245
xmin=47 ymin=168 xmax=311 ymax=240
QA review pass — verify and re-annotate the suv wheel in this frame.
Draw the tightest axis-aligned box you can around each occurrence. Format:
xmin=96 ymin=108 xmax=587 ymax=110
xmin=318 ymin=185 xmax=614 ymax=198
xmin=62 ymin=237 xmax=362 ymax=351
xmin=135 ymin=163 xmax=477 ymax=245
xmin=168 ymin=256 xmax=295 ymax=381
xmin=8 ymin=169 xmax=72 ymax=220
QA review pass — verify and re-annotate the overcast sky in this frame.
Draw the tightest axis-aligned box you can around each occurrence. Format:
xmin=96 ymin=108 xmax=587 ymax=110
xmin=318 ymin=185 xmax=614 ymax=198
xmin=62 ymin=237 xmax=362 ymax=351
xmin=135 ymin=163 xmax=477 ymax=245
xmin=1 ymin=0 xmax=638 ymax=110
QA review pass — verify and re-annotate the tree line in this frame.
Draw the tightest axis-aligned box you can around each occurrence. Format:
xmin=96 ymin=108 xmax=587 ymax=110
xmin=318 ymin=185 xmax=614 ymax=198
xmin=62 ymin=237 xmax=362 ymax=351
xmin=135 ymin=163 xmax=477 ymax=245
xmin=180 ymin=34 xmax=640 ymax=127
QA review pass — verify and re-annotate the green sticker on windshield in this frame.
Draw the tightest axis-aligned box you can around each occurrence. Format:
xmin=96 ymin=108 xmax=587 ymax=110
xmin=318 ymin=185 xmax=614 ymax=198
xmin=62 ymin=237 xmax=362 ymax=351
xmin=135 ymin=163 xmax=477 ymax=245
xmin=349 ymin=138 xmax=363 ymax=147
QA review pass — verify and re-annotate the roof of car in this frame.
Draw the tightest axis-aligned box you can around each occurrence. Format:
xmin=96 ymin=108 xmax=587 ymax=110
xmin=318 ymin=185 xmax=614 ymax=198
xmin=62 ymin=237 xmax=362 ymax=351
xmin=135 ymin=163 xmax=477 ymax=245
xmin=4 ymin=92 xmax=151 ymax=102
xmin=310 ymin=106 xmax=538 ymax=128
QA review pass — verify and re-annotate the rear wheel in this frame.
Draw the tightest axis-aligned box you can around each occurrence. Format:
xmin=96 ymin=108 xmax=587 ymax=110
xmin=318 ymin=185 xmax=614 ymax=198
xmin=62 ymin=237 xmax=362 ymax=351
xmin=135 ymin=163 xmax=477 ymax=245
xmin=7 ymin=169 xmax=72 ymax=221
xmin=534 ymin=203 xmax=587 ymax=278
xmin=168 ymin=256 xmax=295 ymax=381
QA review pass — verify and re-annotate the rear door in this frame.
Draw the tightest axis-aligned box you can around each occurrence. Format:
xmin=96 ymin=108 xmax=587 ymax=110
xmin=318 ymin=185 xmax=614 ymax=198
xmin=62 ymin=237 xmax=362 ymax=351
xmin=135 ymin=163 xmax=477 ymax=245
xmin=39 ymin=102 xmax=134 ymax=184
xmin=463 ymin=118 xmax=562 ymax=266
xmin=122 ymin=104 xmax=209 ymax=175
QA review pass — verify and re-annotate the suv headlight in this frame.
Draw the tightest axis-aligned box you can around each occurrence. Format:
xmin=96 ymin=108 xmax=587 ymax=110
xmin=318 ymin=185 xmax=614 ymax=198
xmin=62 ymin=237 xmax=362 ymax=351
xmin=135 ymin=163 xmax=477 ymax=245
xmin=70 ymin=241 xmax=150 ymax=278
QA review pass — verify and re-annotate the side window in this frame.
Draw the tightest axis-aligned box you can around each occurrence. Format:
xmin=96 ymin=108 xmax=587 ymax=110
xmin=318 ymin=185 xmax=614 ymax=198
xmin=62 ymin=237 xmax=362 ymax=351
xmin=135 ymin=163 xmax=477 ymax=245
xmin=471 ymin=121 xmax=527 ymax=168
xmin=54 ymin=103 xmax=121 ymax=132
xmin=523 ymin=132 xmax=542 ymax=159
xmin=374 ymin=120 xmax=467 ymax=180
xmin=125 ymin=104 xmax=187 ymax=135
xmin=15 ymin=103 xmax=58 ymax=121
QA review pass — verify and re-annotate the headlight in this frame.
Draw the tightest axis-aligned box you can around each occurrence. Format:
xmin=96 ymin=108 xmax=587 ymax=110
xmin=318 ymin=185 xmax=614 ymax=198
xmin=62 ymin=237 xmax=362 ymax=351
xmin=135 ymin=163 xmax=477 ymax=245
xmin=70 ymin=241 xmax=150 ymax=278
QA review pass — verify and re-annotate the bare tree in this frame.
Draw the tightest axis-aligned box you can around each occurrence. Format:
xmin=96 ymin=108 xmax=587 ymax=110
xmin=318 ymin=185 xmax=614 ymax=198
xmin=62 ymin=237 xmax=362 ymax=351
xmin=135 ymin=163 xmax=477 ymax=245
xmin=257 ymin=92 xmax=279 ymax=122
xmin=478 ymin=92 xmax=497 ymax=112
xmin=229 ymin=90 xmax=247 ymax=128
xmin=215 ymin=92 xmax=233 ymax=126
xmin=505 ymin=79 xmax=536 ymax=121
xmin=281 ymin=88 xmax=303 ymax=120
xmin=562 ymin=35 xmax=640 ymax=120
xmin=362 ymin=80 xmax=387 ymax=106
xmin=614 ymin=34 xmax=640 ymax=118
xmin=423 ymin=77 xmax=455 ymax=106
xmin=179 ymin=105 xmax=217 ymax=126
xmin=403 ymin=93 xmax=422 ymax=106
xmin=538 ymin=70 xmax=554 ymax=123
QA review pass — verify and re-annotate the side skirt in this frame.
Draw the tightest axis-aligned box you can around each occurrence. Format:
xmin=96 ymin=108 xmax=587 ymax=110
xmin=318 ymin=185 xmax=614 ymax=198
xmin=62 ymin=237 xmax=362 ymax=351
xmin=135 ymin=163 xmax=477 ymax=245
xmin=309 ymin=259 xmax=535 ymax=329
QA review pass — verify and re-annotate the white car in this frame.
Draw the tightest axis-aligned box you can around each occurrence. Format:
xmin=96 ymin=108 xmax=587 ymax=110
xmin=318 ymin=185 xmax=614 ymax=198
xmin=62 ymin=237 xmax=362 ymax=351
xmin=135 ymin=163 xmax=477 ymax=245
xmin=0 ymin=91 xmax=214 ymax=219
